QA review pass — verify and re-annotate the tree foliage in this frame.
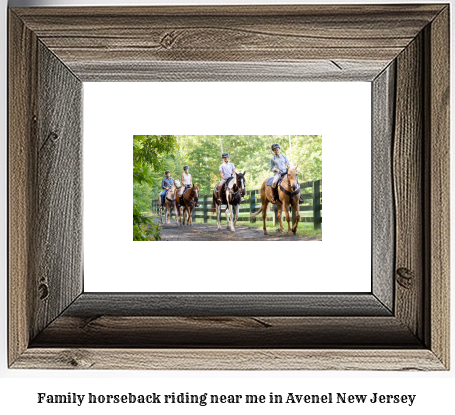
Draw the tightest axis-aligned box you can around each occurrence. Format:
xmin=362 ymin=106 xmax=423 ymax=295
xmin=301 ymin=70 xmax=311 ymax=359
xmin=133 ymin=135 xmax=178 ymax=241
xmin=146 ymin=135 xmax=322 ymax=201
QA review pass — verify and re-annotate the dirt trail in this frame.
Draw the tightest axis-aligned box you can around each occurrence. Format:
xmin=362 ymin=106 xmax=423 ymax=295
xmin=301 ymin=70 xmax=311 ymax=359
xmin=152 ymin=218 xmax=319 ymax=241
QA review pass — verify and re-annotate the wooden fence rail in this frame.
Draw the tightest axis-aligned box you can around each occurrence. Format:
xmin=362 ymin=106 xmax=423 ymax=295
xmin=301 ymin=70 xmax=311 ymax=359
xmin=151 ymin=179 xmax=322 ymax=230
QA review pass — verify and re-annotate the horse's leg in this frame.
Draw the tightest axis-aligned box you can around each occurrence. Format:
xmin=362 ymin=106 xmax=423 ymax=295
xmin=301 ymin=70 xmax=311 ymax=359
xmin=261 ymin=187 xmax=269 ymax=235
xmin=179 ymin=203 xmax=183 ymax=225
xmin=225 ymin=205 xmax=230 ymax=230
xmin=175 ymin=204 xmax=180 ymax=225
xmin=283 ymin=200 xmax=292 ymax=234
xmin=276 ymin=203 xmax=285 ymax=234
xmin=174 ymin=202 xmax=179 ymax=225
xmin=216 ymin=204 xmax=221 ymax=230
xmin=234 ymin=204 xmax=240 ymax=226
xmin=291 ymin=195 xmax=300 ymax=234
xmin=188 ymin=207 xmax=192 ymax=226
xmin=227 ymin=201 xmax=234 ymax=232
xmin=262 ymin=202 xmax=269 ymax=235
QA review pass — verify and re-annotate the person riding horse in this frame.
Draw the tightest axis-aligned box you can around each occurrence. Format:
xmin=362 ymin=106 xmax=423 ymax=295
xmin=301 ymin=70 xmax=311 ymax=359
xmin=216 ymin=152 xmax=236 ymax=203
xmin=270 ymin=143 xmax=304 ymax=204
xmin=270 ymin=143 xmax=289 ymax=204
xmin=160 ymin=170 xmax=174 ymax=207
xmin=178 ymin=165 xmax=198 ymax=207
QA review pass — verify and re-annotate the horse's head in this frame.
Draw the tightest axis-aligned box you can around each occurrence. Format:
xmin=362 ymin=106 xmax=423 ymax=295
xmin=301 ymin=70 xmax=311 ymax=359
xmin=286 ymin=163 xmax=299 ymax=192
xmin=191 ymin=184 xmax=200 ymax=204
xmin=174 ymin=179 xmax=181 ymax=189
xmin=235 ymin=171 xmax=246 ymax=197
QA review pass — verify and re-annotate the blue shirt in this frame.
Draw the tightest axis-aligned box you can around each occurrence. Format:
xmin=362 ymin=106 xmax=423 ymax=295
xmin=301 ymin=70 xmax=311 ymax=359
xmin=270 ymin=153 xmax=290 ymax=174
xmin=161 ymin=177 xmax=174 ymax=189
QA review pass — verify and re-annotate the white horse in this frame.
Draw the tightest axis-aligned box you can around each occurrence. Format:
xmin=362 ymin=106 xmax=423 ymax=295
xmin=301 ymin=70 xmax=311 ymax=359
xmin=158 ymin=179 xmax=181 ymax=224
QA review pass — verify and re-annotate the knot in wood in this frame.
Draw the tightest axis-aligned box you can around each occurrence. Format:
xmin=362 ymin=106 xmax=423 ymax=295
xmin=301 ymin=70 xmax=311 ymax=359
xmin=160 ymin=31 xmax=179 ymax=49
xmin=49 ymin=132 xmax=59 ymax=142
xmin=38 ymin=282 xmax=49 ymax=300
xmin=60 ymin=350 xmax=94 ymax=369
xmin=396 ymin=267 xmax=414 ymax=289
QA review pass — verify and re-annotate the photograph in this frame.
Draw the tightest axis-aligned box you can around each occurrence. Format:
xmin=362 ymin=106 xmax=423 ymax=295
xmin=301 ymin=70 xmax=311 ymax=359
xmin=133 ymin=135 xmax=322 ymax=241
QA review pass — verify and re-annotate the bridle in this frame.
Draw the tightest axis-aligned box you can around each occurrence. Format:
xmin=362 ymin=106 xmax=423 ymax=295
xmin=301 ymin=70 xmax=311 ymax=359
xmin=279 ymin=170 xmax=300 ymax=200
xmin=165 ymin=181 xmax=181 ymax=203
xmin=183 ymin=186 xmax=198 ymax=207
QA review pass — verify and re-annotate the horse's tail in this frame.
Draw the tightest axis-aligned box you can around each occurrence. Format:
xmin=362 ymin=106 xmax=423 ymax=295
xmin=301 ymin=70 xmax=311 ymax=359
xmin=250 ymin=206 xmax=263 ymax=218
xmin=211 ymin=193 xmax=217 ymax=213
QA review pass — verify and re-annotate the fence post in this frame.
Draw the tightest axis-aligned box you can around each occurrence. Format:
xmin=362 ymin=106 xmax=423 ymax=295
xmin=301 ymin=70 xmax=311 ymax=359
xmin=313 ymin=179 xmax=321 ymax=230
xmin=249 ymin=191 xmax=256 ymax=223
xmin=192 ymin=203 xmax=197 ymax=223
xmin=203 ymin=195 xmax=208 ymax=223
xmin=273 ymin=204 xmax=278 ymax=226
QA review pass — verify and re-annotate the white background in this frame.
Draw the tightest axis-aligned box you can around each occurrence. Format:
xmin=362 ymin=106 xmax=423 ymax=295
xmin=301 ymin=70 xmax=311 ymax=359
xmin=84 ymin=82 xmax=371 ymax=292
xmin=1 ymin=0 xmax=454 ymax=414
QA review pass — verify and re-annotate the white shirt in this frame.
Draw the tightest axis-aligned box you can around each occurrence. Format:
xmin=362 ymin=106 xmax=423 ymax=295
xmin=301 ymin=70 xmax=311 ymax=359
xmin=219 ymin=162 xmax=235 ymax=178
xmin=182 ymin=172 xmax=192 ymax=185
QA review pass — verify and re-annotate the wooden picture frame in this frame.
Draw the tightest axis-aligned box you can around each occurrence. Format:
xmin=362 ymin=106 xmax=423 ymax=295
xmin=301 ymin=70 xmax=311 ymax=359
xmin=8 ymin=4 xmax=449 ymax=370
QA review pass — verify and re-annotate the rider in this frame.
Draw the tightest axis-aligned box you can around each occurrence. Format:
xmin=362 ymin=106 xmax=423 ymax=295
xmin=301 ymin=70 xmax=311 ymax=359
xmin=217 ymin=152 xmax=236 ymax=202
xmin=270 ymin=143 xmax=290 ymax=204
xmin=179 ymin=165 xmax=192 ymax=196
xmin=178 ymin=165 xmax=199 ymax=207
xmin=160 ymin=170 xmax=174 ymax=206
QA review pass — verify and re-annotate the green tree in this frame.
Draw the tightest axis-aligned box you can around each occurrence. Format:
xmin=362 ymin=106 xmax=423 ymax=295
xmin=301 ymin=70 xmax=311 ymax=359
xmin=133 ymin=135 xmax=178 ymax=240
xmin=144 ymin=134 xmax=322 ymax=206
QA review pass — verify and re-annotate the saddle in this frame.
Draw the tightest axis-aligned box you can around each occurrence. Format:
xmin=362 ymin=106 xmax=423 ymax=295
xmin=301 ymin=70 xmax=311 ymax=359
xmin=217 ymin=177 xmax=233 ymax=199
xmin=267 ymin=171 xmax=293 ymax=204
xmin=266 ymin=171 xmax=287 ymax=187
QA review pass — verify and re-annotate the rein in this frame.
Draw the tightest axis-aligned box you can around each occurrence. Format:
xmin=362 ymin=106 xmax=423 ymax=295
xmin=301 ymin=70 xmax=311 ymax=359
xmin=183 ymin=194 xmax=195 ymax=207
xmin=279 ymin=175 xmax=300 ymax=200
xmin=182 ymin=188 xmax=197 ymax=207
xmin=165 ymin=183 xmax=181 ymax=203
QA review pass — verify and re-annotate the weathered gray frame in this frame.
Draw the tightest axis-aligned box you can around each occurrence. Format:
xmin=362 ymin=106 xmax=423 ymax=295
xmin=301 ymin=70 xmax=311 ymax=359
xmin=8 ymin=5 xmax=449 ymax=370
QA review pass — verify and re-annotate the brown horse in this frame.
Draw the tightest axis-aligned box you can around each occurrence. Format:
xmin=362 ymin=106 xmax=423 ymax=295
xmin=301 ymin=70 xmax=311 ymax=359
xmin=175 ymin=184 xmax=199 ymax=226
xmin=158 ymin=179 xmax=181 ymax=224
xmin=251 ymin=164 xmax=300 ymax=235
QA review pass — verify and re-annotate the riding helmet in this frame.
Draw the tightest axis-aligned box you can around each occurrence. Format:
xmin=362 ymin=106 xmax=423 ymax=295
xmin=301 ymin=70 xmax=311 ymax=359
xmin=222 ymin=152 xmax=229 ymax=158
xmin=183 ymin=165 xmax=189 ymax=170
xmin=165 ymin=170 xmax=170 ymax=174
xmin=271 ymin=143 xmax=281 ymax=151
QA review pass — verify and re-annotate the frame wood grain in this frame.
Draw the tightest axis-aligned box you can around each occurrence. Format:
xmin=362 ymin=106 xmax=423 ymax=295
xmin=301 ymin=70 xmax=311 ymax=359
xmin=8 ymin=4 xmax=449 ymax=370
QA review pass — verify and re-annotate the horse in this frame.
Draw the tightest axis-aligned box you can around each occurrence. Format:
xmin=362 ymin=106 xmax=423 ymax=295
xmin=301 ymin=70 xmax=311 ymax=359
xmin=175 ymin=184 xmax=199 ymax=226
xmin=211 ymin=171 xmax=246 ymax=232
xmin=251 ymin=164 xmax=300 ymax=235
xmin=158 ymin=179 xmax=181 ymax=225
